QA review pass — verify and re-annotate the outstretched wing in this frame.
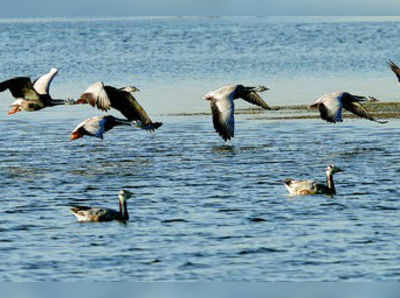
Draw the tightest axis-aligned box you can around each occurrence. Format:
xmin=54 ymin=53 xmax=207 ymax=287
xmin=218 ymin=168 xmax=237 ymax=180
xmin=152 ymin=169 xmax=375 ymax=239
xmin=240 ymin=91 xmax=271 ymax=110
xmin=0 ymin=77 xmax=39 ymax=100
xmin=388 ymin=59 xmax=400 ymax=83
xmin=342 ymin=100 xmax=387 ymax=124
xmin=79 ymin=82 xmax=112 ymax=111
xmin=32 ymin=68 xmax=58 ymax=95
xmin=210 ymin=97 xmax=234 ymax=141
xmin=104 ymin=85 xmax=162 ymax=130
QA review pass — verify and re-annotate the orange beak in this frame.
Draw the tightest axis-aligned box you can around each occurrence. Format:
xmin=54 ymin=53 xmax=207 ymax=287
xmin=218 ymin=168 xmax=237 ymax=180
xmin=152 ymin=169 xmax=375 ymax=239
xmin=69 ymin=132 xmax=82 ymax=141
xmin=8 ymin=105 xmax=20 ymax=115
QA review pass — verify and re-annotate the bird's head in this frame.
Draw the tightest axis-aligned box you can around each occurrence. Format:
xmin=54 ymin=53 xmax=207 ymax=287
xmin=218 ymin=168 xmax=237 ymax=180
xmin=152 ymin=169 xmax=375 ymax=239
xmin=119 ymin=189 xmax=133 ymax=201
xmin=8 ymin=104 xmax=22 ymax=115
xmin=8 ymin=99 xmax=29 ymax=115
xmin=69 ymin=128 xmax=84 ymax=141
xmin=326 ymin=164 xmax=343 ymax=175
xmin=121 ymin=86 xmax=140 ymax=93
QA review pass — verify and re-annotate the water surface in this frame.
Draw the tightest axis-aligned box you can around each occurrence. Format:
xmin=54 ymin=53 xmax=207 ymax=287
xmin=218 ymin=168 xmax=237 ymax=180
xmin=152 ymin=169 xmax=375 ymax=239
xmin=0 ymin=17 xmax=400 ymax=281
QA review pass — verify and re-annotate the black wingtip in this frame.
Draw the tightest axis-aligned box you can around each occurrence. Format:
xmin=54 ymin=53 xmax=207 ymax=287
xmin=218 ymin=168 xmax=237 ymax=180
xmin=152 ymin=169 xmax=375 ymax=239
xmin=152 ymin=122 xmax=163 ymax=129
xmin=141 ymin=122 xmax=163 ymax=131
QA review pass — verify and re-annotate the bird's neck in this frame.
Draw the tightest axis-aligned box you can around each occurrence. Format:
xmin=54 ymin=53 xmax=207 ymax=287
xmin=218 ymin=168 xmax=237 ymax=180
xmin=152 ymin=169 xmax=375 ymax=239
xmin=49 ymin=99 xmax=69 ymax=106
xmin=119 ymin=198 xmax=129 ymax=220
xmin=326 ymin=172 xmax=336 ymax=195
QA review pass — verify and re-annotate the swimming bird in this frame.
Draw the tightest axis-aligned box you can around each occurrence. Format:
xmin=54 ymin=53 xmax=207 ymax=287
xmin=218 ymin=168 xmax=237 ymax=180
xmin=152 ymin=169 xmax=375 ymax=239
xmin=283 ymin=164 xmax=343 ymax=196
xmin=69 ymin=115 xmax=147 ymax=141
xmin=75 ymin=82 xmax=162 ymax=131
xmin=70 ymin=190 xmax=133 ymax=222
xmin=0 ymin=68 xmax=72 ymax=115
xmin=203 ymin=84 xmax=272 ymax=141
xmin=309 ymin=91 xmax=387 ymax=124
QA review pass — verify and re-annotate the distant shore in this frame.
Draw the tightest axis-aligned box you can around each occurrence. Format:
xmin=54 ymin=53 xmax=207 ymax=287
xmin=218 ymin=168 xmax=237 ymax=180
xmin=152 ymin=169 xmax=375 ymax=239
xmin=167 ymin=101 xmax=400 ymax=120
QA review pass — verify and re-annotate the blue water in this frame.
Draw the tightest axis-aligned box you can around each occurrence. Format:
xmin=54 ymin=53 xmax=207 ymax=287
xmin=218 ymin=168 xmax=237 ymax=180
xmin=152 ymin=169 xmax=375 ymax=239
xmin=0 ymin=17 xmax=400 ymax=281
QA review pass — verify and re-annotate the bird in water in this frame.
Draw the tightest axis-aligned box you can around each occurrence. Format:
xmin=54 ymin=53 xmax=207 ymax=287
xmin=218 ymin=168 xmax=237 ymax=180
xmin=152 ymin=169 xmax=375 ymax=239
xmin=309 ymin=91 xmax=387 ymax=124
xmin=283 ymin=164 xmax=343 ymax=196
xmin=69 ymin=115 xmax=148 ymax=141
xmin=203 ymin=84 xmax=273 ymax=141
xmin=74 ymin=82 xmax=162 ymax=131
xmin=0 ymin=68 xmax=73 ymax=115
xmin=70 ymin=190 xmax=133 ymax=222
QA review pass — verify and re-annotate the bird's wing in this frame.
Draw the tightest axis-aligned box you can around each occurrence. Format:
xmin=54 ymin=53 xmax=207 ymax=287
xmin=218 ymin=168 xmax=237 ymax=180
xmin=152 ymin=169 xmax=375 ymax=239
xmin=210 ymin=97 xmax=234 ymax=141
xmin=72 ymin=116 xmax=104 ymax=137
xmin=342 ymin=100 xmax=387 ymax=124
xmin=240 ymin=91 xmax=271 ymax=110
xmin=71 ymin=206 xmax=116 ymax=221
xmin=388 ymin=59 xmax=400 ymax=83
xmin=32 ymin=68 xmax=58 ymax=95
xmin=0 ymin=77 xmax=40 ymax=100
xmin=316 ymin=93 xmax=343 ymax=123
xmin=79 ymin=82 xmax=112 ymax=111
xmin=289 ymin=180 xmax=317 ymax=194
xmin=104 ymin=86 xmax=162 ymax=130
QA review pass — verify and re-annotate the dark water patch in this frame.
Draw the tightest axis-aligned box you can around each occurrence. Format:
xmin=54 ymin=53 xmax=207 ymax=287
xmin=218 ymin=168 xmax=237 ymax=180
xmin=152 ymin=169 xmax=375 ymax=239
xmin=161 ymin=218 xmax=188 ymax=223
xmin=217 ymin=208 xmax=242 ymax=213
xmin=368 ymin=205 xmax=399 ymax=211
xmin=319 ymin=202 xmax=347 ymax=210
xmin=238 ymin=247 xmax=287 ymax=255
xmin=178 ymin=261 xmax=211 ymax=270
xmin=8 ymin=224 xmax=40 ymax=231
xmin=248 ymin=217 xmax=267 ymax=222
xmin=350 ymin=239 xmax=376 ymax=245
xmin=143 ymin=259 xmax=162 ymax=265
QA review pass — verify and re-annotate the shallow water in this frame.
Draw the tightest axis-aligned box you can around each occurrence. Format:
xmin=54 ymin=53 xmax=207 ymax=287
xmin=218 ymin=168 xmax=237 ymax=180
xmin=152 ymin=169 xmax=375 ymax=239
xmin=1 ymin=17 xmax=400 ymax=281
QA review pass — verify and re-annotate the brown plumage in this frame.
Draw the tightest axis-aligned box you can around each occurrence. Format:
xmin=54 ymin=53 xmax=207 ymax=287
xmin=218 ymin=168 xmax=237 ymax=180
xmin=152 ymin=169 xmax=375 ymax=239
xmin=70 ymin=190 xmax=132 ymax=222
xmin=76 ymin=82 xmax=162 ymax=131
xmin=0 ymin=68 xmax=71 ymax=114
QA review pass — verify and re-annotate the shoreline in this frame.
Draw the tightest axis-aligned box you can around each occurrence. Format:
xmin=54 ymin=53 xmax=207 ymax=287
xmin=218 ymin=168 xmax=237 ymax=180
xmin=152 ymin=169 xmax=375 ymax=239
xmin=165 ymin=101 xmax=400 ymax=120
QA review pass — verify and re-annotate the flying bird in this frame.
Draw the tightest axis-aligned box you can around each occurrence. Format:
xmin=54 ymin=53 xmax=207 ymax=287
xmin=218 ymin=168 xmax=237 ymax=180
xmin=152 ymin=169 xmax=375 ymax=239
xmin=75 ymin=82 xmax=162 ymax=131
xmin=388 ymin=59 xmax=400 ymax=83
xmin=0 ymin=68 xmax=72 ymax=115
xmin=309 ymin=91 xmax=387 ymax=124
xmin=203 ymin=84 xmax=272 ymax=141
xmin=69 ymin=115 xmax=148 ymax=141
xmin=283 ymin=164 xmax=343 ymax=196
xmin=70 ymin=190 xmax=132 ymax=222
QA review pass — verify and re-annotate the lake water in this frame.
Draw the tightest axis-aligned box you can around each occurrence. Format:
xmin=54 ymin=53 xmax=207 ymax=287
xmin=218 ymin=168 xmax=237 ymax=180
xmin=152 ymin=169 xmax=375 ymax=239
xmin=0 ymin=16 xmax=400 ymax=281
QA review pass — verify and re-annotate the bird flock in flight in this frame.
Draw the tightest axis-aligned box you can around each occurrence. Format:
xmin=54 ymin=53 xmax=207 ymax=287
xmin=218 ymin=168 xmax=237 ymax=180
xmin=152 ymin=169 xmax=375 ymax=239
xmin=1 ymin=60 xmax=398 ymax=221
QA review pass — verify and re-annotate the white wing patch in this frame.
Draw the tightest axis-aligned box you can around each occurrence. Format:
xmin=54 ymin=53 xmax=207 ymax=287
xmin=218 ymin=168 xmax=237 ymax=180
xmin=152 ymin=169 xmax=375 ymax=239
xmin=83 ymin=82 xmax=112 ymax=111
xmin=33 ymin=68 xmax=58 ymax=95
xmin=72 ymin=116 xmax=103 ymax=134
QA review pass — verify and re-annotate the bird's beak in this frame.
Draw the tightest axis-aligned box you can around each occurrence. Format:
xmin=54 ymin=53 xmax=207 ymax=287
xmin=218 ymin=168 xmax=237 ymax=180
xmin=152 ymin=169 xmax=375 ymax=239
xmin=69 ymin=132 xmax=82 ymax=141
xmin=336 ymin=167 xmax=344 ymax=173
xmin=8 ymin=105 xmax=20 ymax=115
xmin=203 ymin=95 xmax=212 ymax=101
xmin=309 ymin=103 xmax=318 ymax=109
